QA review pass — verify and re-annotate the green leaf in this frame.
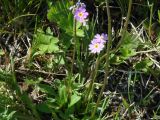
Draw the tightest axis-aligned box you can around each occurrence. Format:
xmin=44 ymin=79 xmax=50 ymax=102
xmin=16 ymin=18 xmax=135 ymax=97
xmin=68 ymin=93 xmax=81 ymax=108
xmin=37 ymin=102 xmax=52 ymax=113
xmin=118 ymin=31 xmax=140 ymax=62
xmin=135 ymin=59 xmax=153 ymax=72
xmin=7 ymin=111 xmax=16 ymax=120
xmin=76 ymin=29 xmax=85 ymax=37
xmin=76 ymin=21 xmax=82 ymax=29
xmin=54 ymin=56 xmax=65 ymax=65
xmin=47 ymin=0 xmax=73 ymax=33
xmin=0 ymin=49 xmax=4 ymax=55
xmin=48 ymin=40 xmax=59 ymax=52
xmin=58 ymin=85 xmax=67 ymax=105
xmin=33 ymin=27 xmax=60 ymax=55
xmin=38 ymin=84 xmax=55 ymax=95
xmin=158 ymin=10 xmax=160 ymax=23
xmin=122 ymin=98 xmax=129 ymax=109
xmin=25 ymin=79 xmax=41 ymax=85
xmin=120 ymin=48 xmax=136 ymax=57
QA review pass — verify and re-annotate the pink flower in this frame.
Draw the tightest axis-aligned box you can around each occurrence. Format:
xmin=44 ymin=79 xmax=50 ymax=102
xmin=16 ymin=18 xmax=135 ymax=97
xmin=89 ymin=33 xmax=108 ymax=54
xmin=89 ymin=41 xmax=104 ymax=54
xmin=94 ymin=33 xmax=108 ymax=44
xmin=74 ymin=6 xmax=89 ymax=23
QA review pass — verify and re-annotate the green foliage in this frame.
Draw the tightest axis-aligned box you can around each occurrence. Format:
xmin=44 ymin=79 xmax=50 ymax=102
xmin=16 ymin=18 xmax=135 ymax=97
xmin=47 ymin=0 xmax=73 ymax=33
xmin=47 ymin=0 xmax=85 ymax=51
xmin=0 ymin=49 xmax=4 ymax=55
xmin=37 ymin=102 xmax=52 ymax=113
xmin=0 ymin=0 xmax=160 ymax=120
xmin=134 ymin=59 xmax=153 ymax=72
xmin=116 ymin=0 xmax=129 ymax=15
xmin=0 ymin=109 xmax=16 ymax=120
xmin=122 ymin=98 xmax=129 ymax=109
xmin=0 ymin=71 xmax=40 ymax=119
xmin=158 ymin=10 xmax=160 ymax=23
xmin=119 ymin=32 xmax=139 ymax=57
xmin=68 ymin=93 xmax=81 ymax=108
xmin=0 ymin=0 xmax=47 ymax=33
xmin=33 ymin=27 xmax=59 ymax=56
xmin=110 ymin=31 xmax=140 ymax=64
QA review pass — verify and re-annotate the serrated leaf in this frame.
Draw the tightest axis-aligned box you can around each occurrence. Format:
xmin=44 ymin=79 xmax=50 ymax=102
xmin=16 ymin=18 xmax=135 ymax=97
xmin=54 ymin=56 xmax=65 ymax=65
xmin=135 ymin=59 xmax=153 ymax=71
xmin=48 ymin=40 xmax=59 ymax=52
xmin=47 ymin=1 xmax=72 ymax=29
xmin=76 ymin=29 xmax=85 ymax=37
xmin=34 ymin=27 xmax=60 ymax=54
xmin=118 ymin=31 xmax=139 ymax=61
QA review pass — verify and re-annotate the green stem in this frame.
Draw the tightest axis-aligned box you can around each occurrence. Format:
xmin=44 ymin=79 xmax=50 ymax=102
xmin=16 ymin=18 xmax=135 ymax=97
xmin=111 ymin=0 xmax=132 ymax=53
xmin=149 ymin=3 xmax=153 ymax=38
xmin=10 ymin=56 xmax=21 ymax=96
xmin=85 ymin=55 xmax=100 ymax=111
xmin=91 ymin=0 xmax=133 ymax=118
xmin=10 ymin=57 xmax=40 ymax=120
xmin=99 ymin=0 xmax=132 ymax=62
xmin=67 ymin=75 xmax=72 ymax=103
xmin=91 ymin=0 xmax=112 ymax=118
xmin=71 ymin=19 xmax=77 ymax=74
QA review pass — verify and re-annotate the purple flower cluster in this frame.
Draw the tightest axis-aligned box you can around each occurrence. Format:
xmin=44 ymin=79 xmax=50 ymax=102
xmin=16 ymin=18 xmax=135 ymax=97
xmin=89 ymin=33 xmax=108 ymax=54
xmin=70 ymin=1 xmax=108 ymax=54
xmin=74 ymin=6 xmax=89 ymax=24
xmin=70 ymin=1 xmax=89 ymax=25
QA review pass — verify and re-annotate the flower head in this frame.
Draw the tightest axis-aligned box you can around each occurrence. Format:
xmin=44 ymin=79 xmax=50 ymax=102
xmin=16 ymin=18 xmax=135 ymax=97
xmin=94 ymin=33 xmax=108 ymax=44
xmin=74 ymin=6 xmax=89 ymax=23
xmin=69 ymin=1 xmax=88 ymax=25
xmin=89 ymin=33 xmax=108 ymax=54
xmin=89 ymin=41 xmax=104 ymax=54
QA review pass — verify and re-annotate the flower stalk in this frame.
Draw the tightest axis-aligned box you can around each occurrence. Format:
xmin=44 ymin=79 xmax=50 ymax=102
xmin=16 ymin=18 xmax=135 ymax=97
xmin=91 ymin=0 xmax=133 ymax=118
xmin=71 ymin=19 xmax=77 ymax=74
xmin=99 ymin=0 xmax=133 ymax=62
xmin=149 ymin=3 xmax=153 ymax=38
xmin=85 ymin=33 xmax=108 ymax=105
xmin=85 ymin=55 xmax=100 ymax=104
xmin=91 ymin=0 xmax=112 ymax=118
xmin=112 ymin=0 xmax=132 ymax=53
